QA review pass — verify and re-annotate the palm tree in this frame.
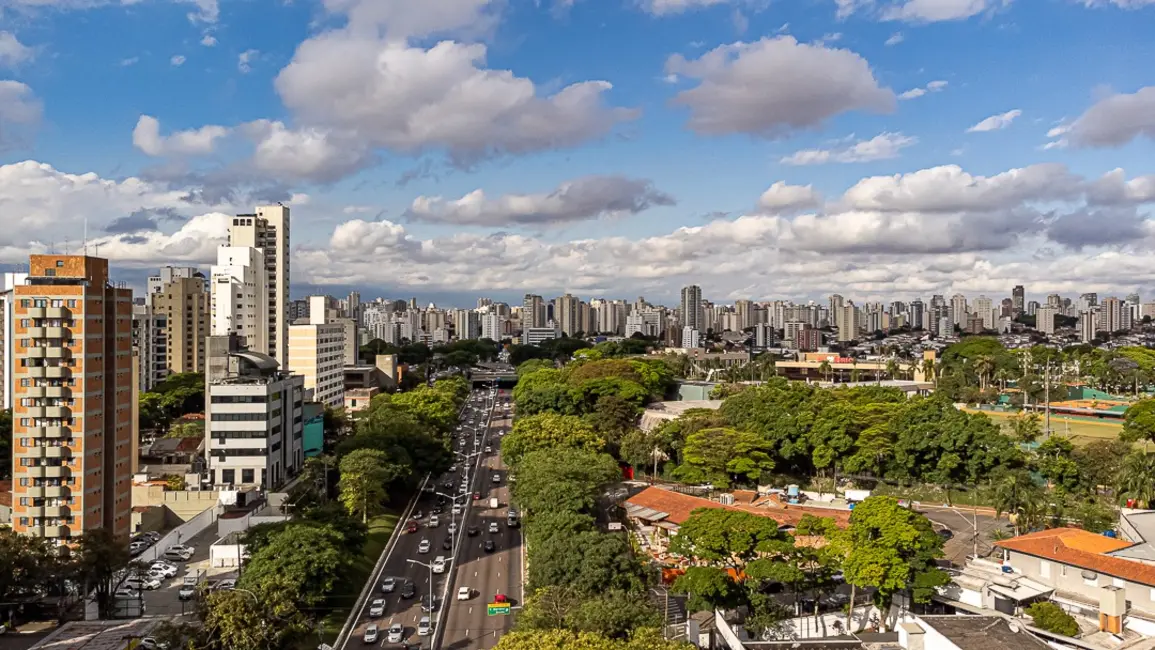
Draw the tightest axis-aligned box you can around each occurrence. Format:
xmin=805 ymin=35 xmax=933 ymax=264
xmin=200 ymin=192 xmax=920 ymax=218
xmin=885 ymin=358 xmax=899 ymax=382
xmin=921 ymin=358 xmax=936 ymax=386
xmin=1117 ymin=451 xmax=1155 ymax=508
xmin=974 ymin=355 xmax=996 ymax=391
xmin=818 ymin=360 xmax=832 ymax=383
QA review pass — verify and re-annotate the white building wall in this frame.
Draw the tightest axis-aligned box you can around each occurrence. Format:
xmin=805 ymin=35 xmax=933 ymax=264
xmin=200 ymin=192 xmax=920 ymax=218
xmin=211 ymin=247 xmax=269 ymax=354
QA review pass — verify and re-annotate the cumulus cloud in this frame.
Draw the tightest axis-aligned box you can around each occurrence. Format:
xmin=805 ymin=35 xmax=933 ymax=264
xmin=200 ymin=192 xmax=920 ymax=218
xmin=781 ymin=132 xmax=917 ymax=165
xmin=85 ymin=212 xmax=230 ymax=267
xmin=966 ymin=108 xmax=1021 ymax=132
xmin=758 ymin=181 xmax=823 ymax=212
xmin=899 ymin=79 xmax=947 ymax=100
xmin=133 ymin=115 xmax=230 ymax=156
xmin=239 ymin=120 xmax=374 ymax=184
xmin=170 ymin=54 xmax=186 ymax=66
xmin=0 ymin=32 xmax=34 ymax=67
xmin=838 ymin=163 xmax=1082 ymax=212
xmin=1046 ymin=207 xmax=1151 ymax=250
xmin=0 ymin=80 xmax=42 ymax=147
xmin=404 ymin=175 xmax=675 ymax=226
xmin=320 ymin=0 xmax=499 ymax=41
xmin=1065 ymin=86 xmax=1155 ymax=147
xmin=665 ymin=36 xmax=895 ymax=137
xmin=640 ymin=0 xmax=732 ymax=14
xmin=882 ymin=0 xmax=1009 ymax=22
xmin=1086 ymin=169 xmax=1155 ymax=205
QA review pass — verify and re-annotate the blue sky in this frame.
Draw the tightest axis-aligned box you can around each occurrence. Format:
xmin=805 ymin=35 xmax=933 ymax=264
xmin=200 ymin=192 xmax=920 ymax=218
xmin=1 ymin=0 xmax=1154 ymax=306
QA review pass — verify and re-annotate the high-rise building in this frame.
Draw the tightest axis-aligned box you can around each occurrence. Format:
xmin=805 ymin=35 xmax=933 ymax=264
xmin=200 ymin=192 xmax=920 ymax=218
xmin=680 ymin=285 xmax=704 ymax=331
xmin=735 ymin=300 xmax=754 ymax=330
xmin=287 ymin=296 xmax=347 ymax=408
xmin=973 ymin=296 xmax=994 ymax=330
xmin=1099 ymin=297 xmax=1127 ymax=333
xmin=227 ymin=206 xmax=290 ymax=365
xmin=455 ymin=310 xmax=481 ymax=340
xmin=908 ymin=299 xmax=925 ymax=330
xmin=1036 ymin=305 xmax=1058 ymax=335
xmin=522 ymin=294 xmax=546 ymax=330
xmin=950 ymin=294 xmax=968 ymax=327
xmin=152 ymin=274 xmax=211 ymax=377
xmin=147 ymin=266 xmax=202 ymax=296
xmin=481 ymin=312 xmax=502 ymax=340
xmin=681 ymin=326 xmax=700 ymax=349
xmin=1046 ymin=293 xmax=1062 ymax=308
xmin=1 ymin=272 xmax=29 ymax=410
xmin=556 ymin=294 xmax=581 ymax=336
xmin=1080 ymin=310 xmax=1098 ymax=343
xmin=206 ymin=348 xmax=304 ymax=489
xmin=211 ymin=246 xmax=269 ymax=354
xmin=11 ymin=255 xmax=134 ymax=542
xmin=836 ymin=304 xmax=860 ymax=342
xmin=1012 ymin=285 xmax=1025 ymax=315
xmin=753 ymin=322 xmax=776 ymax=349
xmin=796 ymin=326 xmax=822 ymax=352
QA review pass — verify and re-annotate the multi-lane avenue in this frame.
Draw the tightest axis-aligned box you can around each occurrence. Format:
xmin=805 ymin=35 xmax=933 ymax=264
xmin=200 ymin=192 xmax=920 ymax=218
xmin=340 ymin=385 xmax=523 ymax=650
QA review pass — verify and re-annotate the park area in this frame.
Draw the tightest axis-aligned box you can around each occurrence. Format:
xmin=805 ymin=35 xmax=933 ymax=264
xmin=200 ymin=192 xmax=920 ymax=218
xmin=963 ymin=406 xmax=1124 ymax=445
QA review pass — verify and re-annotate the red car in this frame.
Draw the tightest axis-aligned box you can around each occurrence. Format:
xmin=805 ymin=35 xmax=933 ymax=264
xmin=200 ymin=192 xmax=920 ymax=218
xmin=406 ymin=521 xmax=419 ymax=534
xmin=494 ymin=593 xmax=507 ymax=603
xmin=472 ymin=492 xmax=481 ymax=500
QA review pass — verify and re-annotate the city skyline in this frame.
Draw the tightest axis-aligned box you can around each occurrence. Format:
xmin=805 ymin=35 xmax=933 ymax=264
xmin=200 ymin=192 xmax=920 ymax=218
xmin=0 ymin=2 xmax=1152 ymax=302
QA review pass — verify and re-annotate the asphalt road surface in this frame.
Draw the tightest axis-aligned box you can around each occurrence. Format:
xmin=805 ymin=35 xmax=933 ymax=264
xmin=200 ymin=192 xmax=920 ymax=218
xmin=438 ymin=391 xmax=523 ymax=650
xmin=919 ymin=505 xmax=1012 ymax=565
xmin=341 ymin=387 xmax=500 ymax=650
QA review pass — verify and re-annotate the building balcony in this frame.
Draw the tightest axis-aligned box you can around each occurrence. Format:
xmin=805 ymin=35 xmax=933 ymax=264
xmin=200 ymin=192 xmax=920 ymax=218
xmin=27 ymin=307 xmax=46 ymax=319
xmin=25 ymin=348 xmax=47 ymax=359
xmin=42 ymin=525 xmax=68 ymax=538
xmin=44 ymin=486 xmax=69 ymax=498
xmin=27 ymin=465 xmax=70 ymax=479
xmin=25 ymin=487 xmax=45 ymax=498
xmin=45 ymin=366 xmax=70 ymax=379
xmin=26 ymin=366 xmax=47 ymax=378
xmin=26 ymin=406 xmax=47 ymax=418
xmin=45 ymin=406 xmax=70 ymax=419
xmin=44 ymin=386 xmax=70 ymax=399
xmin=28 ymin=326 xmax=47 ymax=338
xmin=46 ymin=307 xmax=70 ymax=319
xmin=45 ymin=346 xmax=70 ymax=360
xmin=44 ymin=446 xmax=71 ymax=459
xmin=45 ymin=326 xmax=69 ymax=339
xmin=43 ymin=506 xmax=69 ymax=518
xmin=27 ymin=386 xmax=46 ymax=398
xmin=24 ymin=506 xmax=45 ymax=518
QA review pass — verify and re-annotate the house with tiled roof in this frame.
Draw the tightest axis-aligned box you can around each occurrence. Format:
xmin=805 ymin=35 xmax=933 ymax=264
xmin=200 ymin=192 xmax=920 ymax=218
xmin=994 ymin=526 xmax=1155 ymax=632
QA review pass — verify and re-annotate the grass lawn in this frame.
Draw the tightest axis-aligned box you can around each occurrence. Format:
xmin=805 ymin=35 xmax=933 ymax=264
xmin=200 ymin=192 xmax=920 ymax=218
xmin=312 ymin=512 xmax=401 ymax=646
xmin=961 ymin=407 xmax=1124 ymax=446
xmin=872 ymin=482 xmax=1000 ymax=508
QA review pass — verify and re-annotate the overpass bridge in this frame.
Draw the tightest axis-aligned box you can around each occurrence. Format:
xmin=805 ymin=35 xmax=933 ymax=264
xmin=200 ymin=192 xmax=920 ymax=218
xmin=468 ymin=369 xmax=518 ymax=386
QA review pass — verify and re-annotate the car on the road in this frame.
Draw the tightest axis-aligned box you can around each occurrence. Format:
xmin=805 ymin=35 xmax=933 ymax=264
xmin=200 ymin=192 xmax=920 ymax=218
xmin=457 ymin=587 xmax=472 ymax=601
xmin=417 ymin=617 xmax=432 ymax=636
xmin=489 ymin=522 xmax=499 ymax=533
xmin=363 ymin=624 xmax=379 ymax=644
xmin=484 ymin=445 xmax=492 ymax=453
xmin=452 ymin=504 xmax=462 ymax=515
xmin=472 ymin=491 xmax=481 ymax=500
xmin=216 ymin=579 xmax=236 ymax=591
xmin=432 ymin=556 xmax=446 ymax=574
xmin=442 ymin=537 xmax=452 ymax=550
xmin=387 ymin=623 xmax=404 ymax=643
xmin=937 ymin=528 xmax=954 ymax=540
xmin=494 ymin=592 xmax=508 ymax=603
xmin=417 ymin=539 xmax=431 ymax=554
xmin=431 ymin=505 xmax=443 ymax=515
xmin=369 ymin=598 xmax=386 ymax=617
xmin=428 ymin=515 xmax=440 ymax=527
xmin=484 ymin=540 xmax=496 ymax=553
xmin=411 ymin=510 xmax=424 ymax=520
xmin=381 ymin=576 xmax=397 ymax=592
xmin=448 ymin=464 xmax=458 ymax=473
xmin=467 ymin=525 xmax=480 ymax=536
xmin=492 ymin=473 xmax=501 ymax=483
xmin=400 ymin=581 xmax=416 ymax=599
xmin=421 ymin=596 xmax=439 ymax=613
xmin=458 ymin=484 xmax=468 ymax=493
xmin=447 ymin=522 xmax=457 ymax=534
xmin=138 ymin=638 xmax=168 ymax=650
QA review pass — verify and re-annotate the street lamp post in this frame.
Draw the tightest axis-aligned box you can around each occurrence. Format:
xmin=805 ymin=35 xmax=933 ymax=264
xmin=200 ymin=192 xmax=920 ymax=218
xmin=406 ymin=558 xmax=438 ymax=635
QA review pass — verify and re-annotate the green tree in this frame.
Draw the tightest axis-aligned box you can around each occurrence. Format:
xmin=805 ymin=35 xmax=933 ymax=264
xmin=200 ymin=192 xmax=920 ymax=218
xmin=0 ymin=528 xmax=57 ymax=605
xmin=672 ymin=566 xmax=744 ymax=611
xmin=1073 ymin=439 xmax=1132 ymax=493
xmin=583 ymin=395 xmax=641 ymax=442
xmin=1117 ymin=451 xmax=1155 ymax=508
xmin=524 ymin=511 xmax=598 ymax=548
xmin=668 ymin=508 xmax=792 ymax=571
xmin=238 ymin=524 xmax=352 ymax=605
xmin=502 ymin=413 xmax=605 ymax=466
xmin=567 ymin=590 xmax=662 ymax=640
xmin=674 ymin=428 xmax=774 ymax=488
xmin=387 ymin=385 xmax=460 ymax=433
xmin=990 ymin=467 xmax=1044 ymax=534
xmin=74 ymin=527 xmax=131 ymax=619
xmin=338 ymin=448 xmax=405 ymax=523
xmin=495 ymin=629 xmax=692 ymax=650
xmin=1025 ymin=602 xmax=1079 ymax=636
xmin=834 ymin=496 xmax=949 ymax=631
xmin=0 ymin=409 xmax=11 ymax=479
xmin=529 ymin=530 xmax=645 ymax=595
xmin=1121 ymin=399 xmax=1155 ymax=444
xmin=199 ymin=576 xmax=310 ymax=650
xmin=512 ymin=448 xmax=621 ymax=516
xmin=1033 ymin=437 xmax=1081 ymax=492
xmin=1008 ymin=411 xmax=1043 ymax=444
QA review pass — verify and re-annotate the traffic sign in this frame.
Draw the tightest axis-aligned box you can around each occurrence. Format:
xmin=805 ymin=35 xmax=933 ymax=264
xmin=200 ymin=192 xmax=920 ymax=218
xmin=487 ymin=602 xmax=511 ymax=616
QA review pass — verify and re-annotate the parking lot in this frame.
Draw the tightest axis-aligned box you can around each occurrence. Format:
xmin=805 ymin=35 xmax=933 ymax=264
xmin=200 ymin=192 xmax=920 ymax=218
xmin=136 ymin=525 xmax=237 ymax=617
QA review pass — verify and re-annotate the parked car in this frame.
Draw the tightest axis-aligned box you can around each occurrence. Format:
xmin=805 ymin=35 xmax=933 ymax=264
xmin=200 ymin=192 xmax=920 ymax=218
xmin=139 ymin=637 xmax=168 ymax=649
xmin=149 ymin=563 xmax=178 ymax=578
xmin=368 ymin=598 xmax=386 ymax=617
xmin=114 ymin=588 xmax=139 ymax=599
xmin=216 ymin=579 xmax=236 ymax=591
xmin=169 ymin=544 xmax=195 ymax=556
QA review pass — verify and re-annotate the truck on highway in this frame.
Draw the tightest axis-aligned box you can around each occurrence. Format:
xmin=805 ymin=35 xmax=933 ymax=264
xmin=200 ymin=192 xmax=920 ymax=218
xmin=489 ymin=497 xmax=499 ymax=509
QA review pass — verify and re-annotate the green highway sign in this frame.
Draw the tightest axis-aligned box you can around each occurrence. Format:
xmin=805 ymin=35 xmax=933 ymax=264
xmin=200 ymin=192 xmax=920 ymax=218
xmin=487 ymin=602 xmax=511 ymax=616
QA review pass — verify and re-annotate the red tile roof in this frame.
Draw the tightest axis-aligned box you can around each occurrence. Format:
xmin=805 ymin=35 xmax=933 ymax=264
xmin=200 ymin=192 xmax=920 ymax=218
xmin=625 ymin=486 xmax=850 ymax=530
xmin=0 ymin=480 xmax=11 ymax=508
xmin=995 ymin=527 xmax=1155 ymax=587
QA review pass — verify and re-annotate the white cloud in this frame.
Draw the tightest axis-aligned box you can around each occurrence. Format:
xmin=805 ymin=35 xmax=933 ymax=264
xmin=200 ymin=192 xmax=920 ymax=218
xmin=1086 ymin=168 xmax=1155 ymax=205
xmin=1080 ymin=0 xmax=1155 ymax=8
xmin=238 ymin=119 xmax=374 ymax=183
xmin=640 ymin=0 xmax=731 ymax=14
xmin=0 ymin=32 xmax=34 ymax=67
xmin=120 ymin=56 xmax=139 ymax=66
xmin=0 ymin=0 xmax=219 ymax=22
xmin=966 ymin=108 xmax=1021 ymax=132
xmin=1065 ymin=86 xmax=1155 ymax=147
xmin=899 ymin=79 xmax=947 ymax=99
xmin=758 ymin=181 xmax=823 ymax=212
xmin=319 ymin=0 xmax=499 ymax=41
xmin=405 ymin=175 xmax=675 ymax=227
xmin=170 ymin=54 xmax=186 ymax=66
xmin=132 ymin=115 xmax=230 ymax=156
xmin=0 ymin=80 xmax=42 ymax=146
xmin=882 ymin=0 xmax=1008 ymax=22
xmin=201 ymin=33 xmax=218 ymax=47
xmin=85 ymin=212 xmax=229 ymax=267
xmin=237 ymin=48 xmax=259 ymax=73
xmin=885 ymin=31 xmax=904 ymax=45
xmin=665 ymin=36 xmax=895 ymax=137
xmin=274 ymin=36 xmax=635 ymax=167
xmin=781 ymin=132 xmax=917 ymax=165
xmin=837 ymin=163 xmax=1082 ymax=212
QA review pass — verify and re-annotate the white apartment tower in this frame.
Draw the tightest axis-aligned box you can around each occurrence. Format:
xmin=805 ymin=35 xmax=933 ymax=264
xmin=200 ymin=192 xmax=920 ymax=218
xmin=680 ymin=285 xmax=704 ymax=331
xmin=211 ymin=246 xmax=270 ymax=354
xmin=227 ymin=206 xmax=290 ymax=365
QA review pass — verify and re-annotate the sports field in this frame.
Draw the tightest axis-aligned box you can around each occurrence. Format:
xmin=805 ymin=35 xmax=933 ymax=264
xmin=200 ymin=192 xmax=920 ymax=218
xmin=962 ymin=407 xmax=1122 ymax=445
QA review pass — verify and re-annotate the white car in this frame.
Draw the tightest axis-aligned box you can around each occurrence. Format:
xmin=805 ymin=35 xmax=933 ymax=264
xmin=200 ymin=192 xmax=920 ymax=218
xmin=149 ymin=563 xmax=178 ymax=578
xmin=447 ymin=522 xmax=457 ymax=534
xmin=169 ymin=544 xmax=195 ymax=556
xmin=457 ymin=586 xmax=472 ymax=600
xmin=387 ymin=623 xmax=404 ymax=643
xmin=363 ymin=624 xmax=379 ymax=644
xmin=380 ymin=576 xmax=397 ymax=593
xmin=428 ymin=515 xmax=440 ymax=527
xmin=432 ymin=556 xmax=446 ymax=574
xmin=489 ymin=522 xmax=499 ymax=534
xmin=216 ymin=579 xmax=236 ymax=591
xmin=417 ymin=539 xmax=431 ymax=554
xmin=128 ymin=576 xmax=162 ymax=590
xmin=492 ymin=473 xmax=501 ymax=483
xmin=114 ymin=588 xmax=139 ymax=599
xmin=452 ymin=504 xmax=463 ymax=515
xmin=368 ymin=598 xmax=386 ymax=617
xmin=417 ymin=617 xmax=432 ymax=636
xmin=139 ymin=637 xmax=168 ymax=650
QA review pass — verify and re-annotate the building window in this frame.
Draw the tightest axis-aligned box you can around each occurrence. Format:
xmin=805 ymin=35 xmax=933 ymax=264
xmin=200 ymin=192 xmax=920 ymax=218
xmin=55 ymin=260 xmax=64 ymax=267
xmin=222 ymin=469 xmax=235 ymax=484
xmin=242 ymin=469 xmax=254 ymax=483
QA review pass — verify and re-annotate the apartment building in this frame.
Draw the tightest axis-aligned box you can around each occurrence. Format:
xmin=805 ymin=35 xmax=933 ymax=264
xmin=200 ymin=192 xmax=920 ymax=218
xmin=1 ymin=272 xmax=29 ymax=410
xmin=10 ymin=255 xmax=134 ymax=542
xmin=131 ymin=302 xmax=166 ymax=392
xmin=206 ymin=350 xmax=304 ymax=489
xmin=211 ymin=246 xmax=269 ymax=354
xmin=226 ymin=206 xmax=290 ymax=365
xmin=147 ymin=266 xmax=201 ymax=296
xmin=288 ymin=297 xmax=346 ymax=408
xmin=152 ymin=274 xmax=210 ymax=376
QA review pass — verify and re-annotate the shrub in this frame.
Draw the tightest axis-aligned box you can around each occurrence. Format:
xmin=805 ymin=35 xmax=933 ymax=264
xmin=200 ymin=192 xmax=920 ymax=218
xmin=1026 ymin=601 xmax=1079 ymax=637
